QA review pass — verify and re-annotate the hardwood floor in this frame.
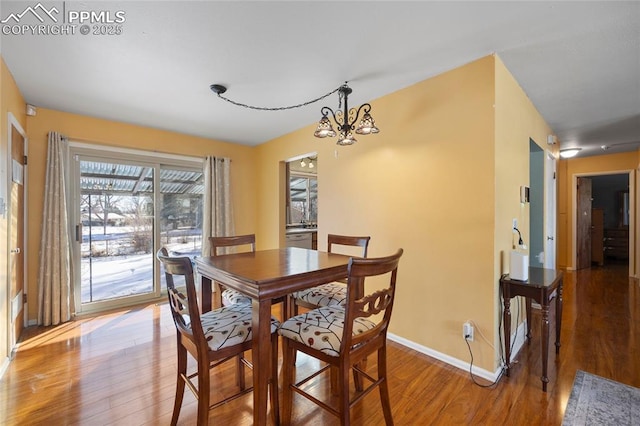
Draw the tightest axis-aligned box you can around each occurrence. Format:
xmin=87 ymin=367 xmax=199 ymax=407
xmin=2 ymin=264 xmax=638 ymax=425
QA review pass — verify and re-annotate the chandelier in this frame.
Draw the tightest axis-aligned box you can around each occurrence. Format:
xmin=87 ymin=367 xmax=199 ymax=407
xmin=210 ymin=82 xmax=379 ymax=146
xmin=313 ymin=83 xmax=379 ymax=145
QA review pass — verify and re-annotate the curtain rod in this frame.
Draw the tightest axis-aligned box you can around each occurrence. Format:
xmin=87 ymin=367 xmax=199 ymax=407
xmin=66 ymin=138 xmax=231 ymax=163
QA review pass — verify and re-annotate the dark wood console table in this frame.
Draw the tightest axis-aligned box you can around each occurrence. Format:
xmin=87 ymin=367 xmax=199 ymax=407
xmin=500 ymin=267 xmax=563 ymax=392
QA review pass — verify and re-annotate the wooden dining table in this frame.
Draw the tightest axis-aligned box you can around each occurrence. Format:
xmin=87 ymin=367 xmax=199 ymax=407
xmin=193 ymin=247 xmax=352 ymax=425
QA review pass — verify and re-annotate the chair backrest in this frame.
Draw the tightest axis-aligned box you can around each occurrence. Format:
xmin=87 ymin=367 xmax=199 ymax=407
xmin=157 ymin=248 xmax=206 ymax=350
xmin=328 ymin=234 xmax=371 ymax=285
xmin=341 ymin=249 xmax=403 ymax=353
xmin=209 ymin=234 xmax=256 ymax=256
xmin=327 ymin=234 xmax=370 ymax=258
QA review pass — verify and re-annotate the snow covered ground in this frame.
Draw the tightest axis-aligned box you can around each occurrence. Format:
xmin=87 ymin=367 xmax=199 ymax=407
xmin=80 ymin=225 xmax=201 ymax=303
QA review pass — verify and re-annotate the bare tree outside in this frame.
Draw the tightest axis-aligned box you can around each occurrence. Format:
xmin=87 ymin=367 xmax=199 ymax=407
xmin=126 ymin=195 xmax=154 ymax=254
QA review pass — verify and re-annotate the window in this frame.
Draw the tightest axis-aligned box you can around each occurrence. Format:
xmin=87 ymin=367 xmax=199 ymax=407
xmin=288 ymin=173 xmax=317 ymax=225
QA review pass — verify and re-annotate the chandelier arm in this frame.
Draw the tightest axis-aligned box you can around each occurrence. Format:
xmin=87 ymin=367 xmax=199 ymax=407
xmin=320 ymin=106 xmax=340 ymax=125
xmin=348 ymin=103 xmax=372 ymax=127
xmin=214 ymin=86 xmax=342 ymax=111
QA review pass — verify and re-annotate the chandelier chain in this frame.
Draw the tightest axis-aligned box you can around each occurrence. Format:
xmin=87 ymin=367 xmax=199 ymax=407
xmin=215 ymin=85 xmax=343 ymax=112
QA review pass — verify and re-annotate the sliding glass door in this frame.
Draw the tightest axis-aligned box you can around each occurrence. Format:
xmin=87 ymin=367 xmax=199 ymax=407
xmin=71 ymin=147 xmax=203 ymax=313
xmin=75 ymin=157 xmax=156 ymax=311
xmin=157 ymin=167 xmax=204 ymax=290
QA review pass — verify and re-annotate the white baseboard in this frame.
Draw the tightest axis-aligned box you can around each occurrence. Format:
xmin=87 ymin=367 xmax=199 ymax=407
xmin=387 ymin=333 xmax=500 ymax=382
xmin=507 ymin=320 xmax=528 ymax=363
xmin=387 ymin=320 xmax=528 ymax=383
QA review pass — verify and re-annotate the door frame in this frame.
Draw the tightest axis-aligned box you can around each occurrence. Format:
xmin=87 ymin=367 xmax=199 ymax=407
xmin=70 ymin=150 xmax=161 ymax=314
xmin=6 ymin=112 xmax=28 ymax=348
xmin=571 ymin=169 xmax=636 ymax=276
xmin=69 ymin=141 xmax=203 ymax=314
xmin=543 ymin=151 xmax=557 ymax=269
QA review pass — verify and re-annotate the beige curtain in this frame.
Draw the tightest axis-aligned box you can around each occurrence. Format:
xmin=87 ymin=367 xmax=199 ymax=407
xmin=201 ymin=156 xmax=234 ymax=257
xmin=38 ymin=132 xmax=72 ymax=326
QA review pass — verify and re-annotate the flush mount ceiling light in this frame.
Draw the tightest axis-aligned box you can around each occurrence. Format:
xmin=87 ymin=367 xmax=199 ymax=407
xmin=210 ymin=82 xmax=379 ymax=146
xmin=559 ymin=148 xmax=582 ymax=158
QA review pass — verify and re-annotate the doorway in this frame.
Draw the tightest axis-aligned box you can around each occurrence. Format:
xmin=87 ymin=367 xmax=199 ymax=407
xmin=572 ymin=171 xmax=635 ymax=276
xmin=284 ymin=153 xmax=318 ymax=249
xmin=529 ymin=140 xmax=544 ymax=267
xmin=529 ymin=140 xmax=557 ymax=269
xmin=589 ymin=174 xmax=630 ymax=267
xmin=7 ymin=114 xmax=27 ymax=349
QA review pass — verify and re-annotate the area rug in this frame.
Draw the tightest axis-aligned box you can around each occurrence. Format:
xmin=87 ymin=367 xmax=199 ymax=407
xmin=563 ymin=370 xmax=640 ymax=425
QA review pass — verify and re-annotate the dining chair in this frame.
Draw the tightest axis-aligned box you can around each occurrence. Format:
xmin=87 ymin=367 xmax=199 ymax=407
xmin=157 ymin=247 xmax=280 ymax=426
xmin=289 ymin=234 xmax=371 ymax=315
xmin=278 ymin=248 xmax=404 ymax=426
xmin=208 ymin=234 xmax=256 ymax=306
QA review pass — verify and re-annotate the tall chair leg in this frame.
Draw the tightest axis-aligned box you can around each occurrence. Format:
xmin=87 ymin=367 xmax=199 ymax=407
xmin=172 ymin=343 xmax=188 ymax=426
xmin=281 ymin=338 xmax=295 ymax=426
xmin=236 ymin=354 xmax=246 ymax=389
xmin=286 ymin=295 xmax=300 ymax=366
xmin=339 ymin=362 xmax=351 ymax=426
xmin=197 ymin=356 xmax=211 ymax=426
xmin=353 ymin=358 xmax=369 ymax=392
xmin=378 ymin=347 xmax=394 ymax=425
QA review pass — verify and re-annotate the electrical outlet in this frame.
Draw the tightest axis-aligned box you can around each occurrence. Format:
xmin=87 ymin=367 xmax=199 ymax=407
xmin=512 ymin=218 xmax=518 ymax=229
xmin=463 ymin=322 xmax=474 ymax=341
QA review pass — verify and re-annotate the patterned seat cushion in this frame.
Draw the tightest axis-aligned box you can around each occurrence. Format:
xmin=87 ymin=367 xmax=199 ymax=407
xmin=278 ymin=306 xmax=376 ymax=357
xmin=197 ymin=304 xmax=279 ymax=351
xmin=292 ymin=282 xmax=347 ymax=307
xmin=222 ymin=288 xmax=252 ymax=305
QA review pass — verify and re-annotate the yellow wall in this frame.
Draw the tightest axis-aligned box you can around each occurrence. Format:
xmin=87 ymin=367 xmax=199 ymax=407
xmin=3 ymin=51 xmax=566 ymax=374
xmin=24 ymin=108 xmax=259 ymax=322
xmin=494 ymin=55 xmax=558 ymax=353
xmin=1 ymin=57 xmax=27 ymax=365
xmin=557 ymin=151 xmax=639 ymax=272
xmin=256 ymin=55 xmax=555 ymax=372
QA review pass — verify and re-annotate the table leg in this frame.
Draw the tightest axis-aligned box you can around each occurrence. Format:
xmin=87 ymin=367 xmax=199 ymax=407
xmin=555 ymin=282 xmax=563 ymax=354
xmin=200 ymin=275 xmax=212 ymax=313
xmin=502 ymin=287 xmax=512 ymax=376
xmin=525 ymin=298 xmax=532 ymax=342
xmin=253 ymin=298 xmax=273 ymax=425
xmin=541 ymin=301 xmax=550 ymax=392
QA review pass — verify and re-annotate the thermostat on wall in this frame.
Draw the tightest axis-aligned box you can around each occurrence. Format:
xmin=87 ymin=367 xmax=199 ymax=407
xmin=520 ymin=186 xmax=530 ymax=203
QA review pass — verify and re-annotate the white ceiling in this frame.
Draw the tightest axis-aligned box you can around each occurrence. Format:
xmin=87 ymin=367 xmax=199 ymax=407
xmin=1 ymin=1 xmax=639 ymax=157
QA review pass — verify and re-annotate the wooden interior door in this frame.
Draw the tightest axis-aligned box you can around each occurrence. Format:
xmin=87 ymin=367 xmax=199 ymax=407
xmin=576 ymin=177 xmax=592 ymax=269
xmin=9 ymin=123 xmax=26 ymax=345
